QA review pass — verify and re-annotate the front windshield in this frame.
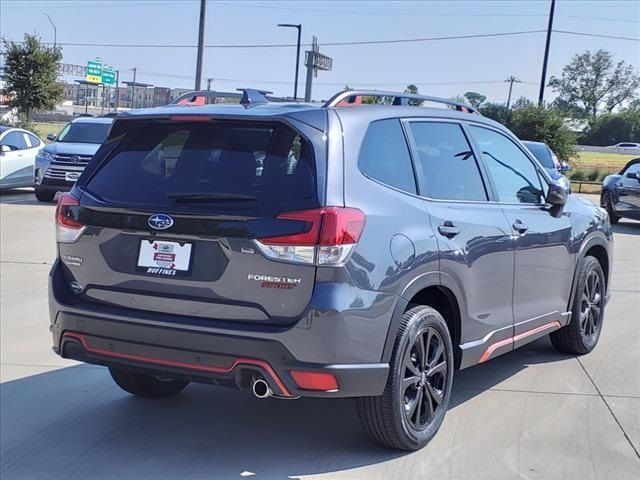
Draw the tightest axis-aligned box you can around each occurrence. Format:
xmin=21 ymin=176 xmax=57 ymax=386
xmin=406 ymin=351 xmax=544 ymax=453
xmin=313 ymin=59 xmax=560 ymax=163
xmin=57 ymin=122 xmax=110 ymax=144
xmin=523 ymin=142 xmax=555 ymax=169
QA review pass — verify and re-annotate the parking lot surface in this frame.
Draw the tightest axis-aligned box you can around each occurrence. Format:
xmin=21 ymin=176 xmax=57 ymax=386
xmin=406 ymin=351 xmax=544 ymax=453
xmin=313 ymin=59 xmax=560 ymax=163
xmin=1 ymin=189 xmax=639 ymax=479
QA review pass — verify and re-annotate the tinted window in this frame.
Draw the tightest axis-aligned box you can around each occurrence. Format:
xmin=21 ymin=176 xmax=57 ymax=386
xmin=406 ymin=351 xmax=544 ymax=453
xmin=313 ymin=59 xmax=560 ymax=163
xmin=624 ymin=162 xmax=640 ymax=175
xmin=358 ymin=119 xmax=416 ymax=194
xmin=1 ymin=132 xmax=28 ymax=150
xmin=86 ymin=121 xmax=317 ymax=212
xmin=27 ymin=134 xmax=41 ymax=148
xmin=57 ymin=122 xmax=110 ymax=144
xmin=409 ymin=122 xmax=487 ymax=201
xmin=523 ymin=142 xmax=554 ymax=168
xmin=470 ymin=126 xmax=545 ymax=204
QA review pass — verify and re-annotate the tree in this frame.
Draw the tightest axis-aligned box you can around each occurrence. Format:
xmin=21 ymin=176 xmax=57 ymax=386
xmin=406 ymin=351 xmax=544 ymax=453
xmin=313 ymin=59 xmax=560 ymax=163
xmin=549 ymin=49 xmax=640 ymax=119
xmin=463 ymin=91 xmax=486 ymax=109
xmin=509 ymin=106 xmax=577 ymax=161
xmin=404 ymin=84 xmax=423 ymax=106
xmin=581 ymin=111 xmax=640 ymax=146
xmin=479 ymin=102 xmax=513 ymax=127
xmin=1 ymin=34 xmax=63 ymax=120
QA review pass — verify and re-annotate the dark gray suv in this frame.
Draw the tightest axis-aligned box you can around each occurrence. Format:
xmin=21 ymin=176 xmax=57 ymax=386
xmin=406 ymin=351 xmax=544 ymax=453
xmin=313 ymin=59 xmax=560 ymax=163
xmin=49 ymin=89 xmax=612 ymax=450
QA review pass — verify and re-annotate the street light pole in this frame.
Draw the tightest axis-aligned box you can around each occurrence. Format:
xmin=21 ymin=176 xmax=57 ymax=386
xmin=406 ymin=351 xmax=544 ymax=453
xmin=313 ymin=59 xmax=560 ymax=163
xmin=195 ymin=0 xmax=207 ymax=90
xmin=44 ymin=13 xmax=57 ymax=47
xmin=277 ymin=23 xmax=302 ymax=100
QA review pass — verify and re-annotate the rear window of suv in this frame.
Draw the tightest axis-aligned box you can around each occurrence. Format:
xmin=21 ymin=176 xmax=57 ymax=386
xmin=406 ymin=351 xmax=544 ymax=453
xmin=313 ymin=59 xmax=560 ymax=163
xmin=85 ymin=120 xmax=317 ymax=211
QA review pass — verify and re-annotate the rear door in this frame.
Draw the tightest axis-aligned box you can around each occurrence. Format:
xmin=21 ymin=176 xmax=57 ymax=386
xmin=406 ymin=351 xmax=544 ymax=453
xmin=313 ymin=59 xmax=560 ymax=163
xmin=404 ymin=120 xmax=516 ymax=363
xmin=467 ymin=125 xmax=574 ymax=339
xmin=64 ymin=117 xmax=323 ymax=326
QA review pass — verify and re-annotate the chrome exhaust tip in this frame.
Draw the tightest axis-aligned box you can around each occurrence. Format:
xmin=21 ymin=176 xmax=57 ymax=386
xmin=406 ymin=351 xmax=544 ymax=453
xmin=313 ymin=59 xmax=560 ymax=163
xmin=251 ymin=378 xmax=273 ymax=399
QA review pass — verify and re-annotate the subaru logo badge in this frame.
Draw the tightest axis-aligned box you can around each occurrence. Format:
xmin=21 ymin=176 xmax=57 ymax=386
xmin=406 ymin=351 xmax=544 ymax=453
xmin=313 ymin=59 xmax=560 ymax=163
xmin=70 ymin=155 xmax=81 ymax=164
xmin=148 ymin=214 xmax=174 ymax=230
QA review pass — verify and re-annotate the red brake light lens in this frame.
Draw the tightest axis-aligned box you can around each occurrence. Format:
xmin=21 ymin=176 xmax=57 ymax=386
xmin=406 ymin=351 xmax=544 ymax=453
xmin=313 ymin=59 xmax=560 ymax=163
xmin=318 ymin=207 xmax=366 ymax=246
xmin=55 ymin=193 xmax=82 ymax=228
xmin=255 ymin=207 xmax=366 ymax=265
xmin=260 ymin=207 xmax=365 ymax=246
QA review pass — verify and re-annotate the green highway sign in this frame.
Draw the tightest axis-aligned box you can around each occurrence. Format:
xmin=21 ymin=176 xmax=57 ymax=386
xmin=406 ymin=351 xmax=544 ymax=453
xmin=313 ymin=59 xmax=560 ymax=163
xmin=101 ymin=67 xmax=116 ymax=85
xmin=86 ymin=59 xmax=102 ymax=84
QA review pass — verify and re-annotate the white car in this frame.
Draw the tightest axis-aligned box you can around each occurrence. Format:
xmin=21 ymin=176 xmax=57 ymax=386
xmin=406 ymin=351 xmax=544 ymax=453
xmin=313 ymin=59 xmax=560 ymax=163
xmin=0 ymin=126 xmax=44 ymax=188
xmin=609 ymin=142 xmax=640 ymax=149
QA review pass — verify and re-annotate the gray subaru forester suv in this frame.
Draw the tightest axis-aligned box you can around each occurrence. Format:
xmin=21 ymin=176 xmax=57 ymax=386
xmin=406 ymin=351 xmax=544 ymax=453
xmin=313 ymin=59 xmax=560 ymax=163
xmin=50 ymin=89 xmax=612 ymax=450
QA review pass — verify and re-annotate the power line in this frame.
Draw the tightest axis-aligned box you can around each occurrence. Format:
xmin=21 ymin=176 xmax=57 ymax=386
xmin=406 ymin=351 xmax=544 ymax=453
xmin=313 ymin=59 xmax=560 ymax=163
xmin=133 ymin=71 xmax=538 ymax=87
xmin=554 ymin=30 xmax=640 ymax=42
xmin=31 ymin=30 xmax=548 ymax=49
xmin=25 ymin=29 xmax=639 ymax=50
xmin=4 ymin=0 xmax=639 ymax=25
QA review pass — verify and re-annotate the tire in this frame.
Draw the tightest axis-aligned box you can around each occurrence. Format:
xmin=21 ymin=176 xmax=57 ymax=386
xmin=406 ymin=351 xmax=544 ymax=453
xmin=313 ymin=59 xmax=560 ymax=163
xmin=602 ymin=192 xmax=620 ymax=224
xmin=109 ymin=367 xmax=189 ymax=398
xmin=550 ymin=255 xmax=606 ymax=355
xmin=356 ymin=305 xmax=454 ymax=450
xmin=34 ymin=189 xmax=56 ymax=202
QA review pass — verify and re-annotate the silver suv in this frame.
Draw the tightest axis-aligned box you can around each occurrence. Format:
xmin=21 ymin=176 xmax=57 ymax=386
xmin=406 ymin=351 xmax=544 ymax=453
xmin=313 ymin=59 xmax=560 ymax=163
xmin=34 ymin=117 xmax=112 ymax=202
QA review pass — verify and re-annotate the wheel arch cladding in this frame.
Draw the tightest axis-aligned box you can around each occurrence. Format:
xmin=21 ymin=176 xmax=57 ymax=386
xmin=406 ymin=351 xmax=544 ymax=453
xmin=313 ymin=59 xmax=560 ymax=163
xmin=585 ymin=245 xmax=609 ymax=289
xmin=383 ymin=283 xmax=462 ymax=370
xmin=567 ymin=237 xmax=610 ymax=316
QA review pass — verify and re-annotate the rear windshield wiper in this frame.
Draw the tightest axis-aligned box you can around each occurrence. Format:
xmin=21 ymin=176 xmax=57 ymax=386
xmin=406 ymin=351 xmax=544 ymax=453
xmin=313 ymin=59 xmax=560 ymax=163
xmin=167 ymin=192 xmax=257 ymax=202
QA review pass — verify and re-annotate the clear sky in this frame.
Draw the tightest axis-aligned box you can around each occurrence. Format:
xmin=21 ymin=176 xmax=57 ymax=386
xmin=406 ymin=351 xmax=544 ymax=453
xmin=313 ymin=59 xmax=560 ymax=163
xmin=1 ymin=0 xmax=639 ymax=103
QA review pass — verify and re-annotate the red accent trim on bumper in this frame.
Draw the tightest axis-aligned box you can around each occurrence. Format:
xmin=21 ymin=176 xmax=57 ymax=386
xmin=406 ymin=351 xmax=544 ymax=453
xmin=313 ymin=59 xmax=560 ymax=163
xmin=478 ymin=321 xmax=562 ymax=364
xmin=62 ymin=332 xmax=292 ymax=397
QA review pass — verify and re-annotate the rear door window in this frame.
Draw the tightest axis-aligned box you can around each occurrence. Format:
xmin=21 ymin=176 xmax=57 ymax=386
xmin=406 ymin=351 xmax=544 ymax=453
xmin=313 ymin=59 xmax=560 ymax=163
xmin=85 ymin=120 xmax=317 ymax=212
xmin=408 ymin=122 xmax=487 ymax=201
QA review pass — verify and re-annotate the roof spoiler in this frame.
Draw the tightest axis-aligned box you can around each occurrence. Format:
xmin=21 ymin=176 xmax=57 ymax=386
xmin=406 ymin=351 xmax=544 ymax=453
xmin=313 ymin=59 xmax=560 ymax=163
xmin=323 ymin=90 xmax=480 ymax=114
xmin=169 ymin=88 xmax=290 ymax=107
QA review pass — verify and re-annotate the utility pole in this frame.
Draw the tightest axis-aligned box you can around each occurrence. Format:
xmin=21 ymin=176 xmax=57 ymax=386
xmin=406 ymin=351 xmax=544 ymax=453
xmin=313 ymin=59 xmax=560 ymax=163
xmin=538 ymin=0 xmax=556 ymax=106
xmin=206 ymin=77 xmax=213 ymax=90
xmin=277 ymin=24 xmax=302 ymax=100
xmin=505 ymin=76 xmax=522 ymax=108
xmin=44 ymin=13 xmax=56 ymax=47
xmin=195 ymin=0 xmax=207 ymax=90
xmin=131 ymin=67 xmax=137 ymax=109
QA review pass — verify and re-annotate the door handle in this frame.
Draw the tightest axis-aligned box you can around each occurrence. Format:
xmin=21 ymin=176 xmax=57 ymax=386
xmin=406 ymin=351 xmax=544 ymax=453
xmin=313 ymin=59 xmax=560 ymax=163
xmin=438 ymin=222 xmax=460 ymax=238
xmin=512 ymin=220 xmax=529 ymax=234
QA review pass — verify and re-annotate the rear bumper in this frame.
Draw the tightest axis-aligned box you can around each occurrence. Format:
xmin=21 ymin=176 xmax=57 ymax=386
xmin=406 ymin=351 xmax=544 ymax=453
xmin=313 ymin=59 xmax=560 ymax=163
xmin=49 ymin=261 xmax=390 ymax=398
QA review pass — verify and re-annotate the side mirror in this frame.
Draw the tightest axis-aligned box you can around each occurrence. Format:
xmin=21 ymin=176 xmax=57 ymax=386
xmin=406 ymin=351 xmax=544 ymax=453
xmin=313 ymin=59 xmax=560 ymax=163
xmin=0 ymin=145 xmax=11 ymax=154
xmin=546 ymin=181 xmax=568 ymax=207
xmin=46 ymin=133 xmax=57 ymax=142
xmin=625 ymin=171 xmax=639 ymax=180
xmin=559 ymin=162 xmax=571 ymax=172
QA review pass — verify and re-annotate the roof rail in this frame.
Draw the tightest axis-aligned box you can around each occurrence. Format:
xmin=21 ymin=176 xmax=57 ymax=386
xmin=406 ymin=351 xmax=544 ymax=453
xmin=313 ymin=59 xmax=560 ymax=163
xmin=323 ymin=90 xmax=479 ymax=114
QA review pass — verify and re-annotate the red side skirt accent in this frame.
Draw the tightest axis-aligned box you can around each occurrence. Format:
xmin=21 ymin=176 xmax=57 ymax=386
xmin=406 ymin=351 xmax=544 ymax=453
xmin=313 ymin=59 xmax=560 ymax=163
xmin=478 ymin=321 xmax=562 ymax=364
xmin=62 ymin=332 xmax=292 ymax=397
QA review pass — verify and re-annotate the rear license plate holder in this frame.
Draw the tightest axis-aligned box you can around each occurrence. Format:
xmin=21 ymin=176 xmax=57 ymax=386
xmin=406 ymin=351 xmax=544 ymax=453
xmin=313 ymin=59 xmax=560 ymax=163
xmin=136 ymin=239 xmax=193 ymax=277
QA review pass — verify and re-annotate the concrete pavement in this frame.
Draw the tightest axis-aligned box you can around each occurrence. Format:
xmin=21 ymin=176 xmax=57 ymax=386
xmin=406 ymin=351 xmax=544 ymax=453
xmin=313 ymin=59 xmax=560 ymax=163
xmin=1 ymin=189 xmax=639 ymax=479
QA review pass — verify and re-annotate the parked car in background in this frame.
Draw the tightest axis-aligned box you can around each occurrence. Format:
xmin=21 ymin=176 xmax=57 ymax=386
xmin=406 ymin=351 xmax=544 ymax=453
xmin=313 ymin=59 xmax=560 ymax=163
xmin=0 ymin=126 xmax=43 ymax=189
xmin=50 ymin=89 xmax=612 ymax=451
xmin=601 ymin=157 xmax=640 ymax=223
xmin=34 ymin=117 xmax=112 ymax=202
xmin=609 ymin=142 xmax=640 ymax=150
xmin=522 ymin=140 xmax=572 ymax=193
